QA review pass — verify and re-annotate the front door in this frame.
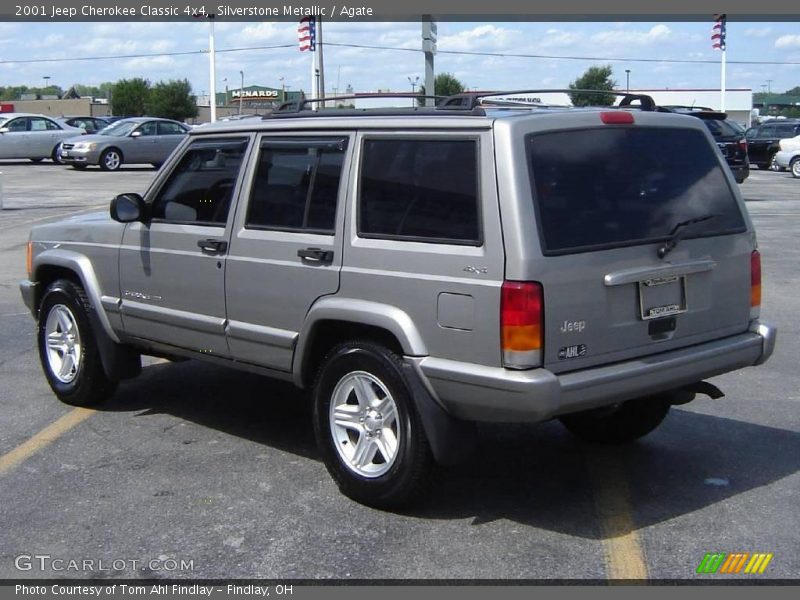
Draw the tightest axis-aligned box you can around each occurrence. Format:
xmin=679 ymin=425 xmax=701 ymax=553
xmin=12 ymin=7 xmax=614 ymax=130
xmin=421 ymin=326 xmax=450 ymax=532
xmin=118 ymin=135 xmax=252 ymax=356
xmin=224 ymin=134 xmax=351 ymax=371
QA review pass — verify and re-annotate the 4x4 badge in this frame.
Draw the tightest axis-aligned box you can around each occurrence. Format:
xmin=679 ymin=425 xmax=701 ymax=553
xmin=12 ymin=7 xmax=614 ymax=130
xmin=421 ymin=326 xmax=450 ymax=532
xmin=462 ymin=266 xmax=488 ymax=274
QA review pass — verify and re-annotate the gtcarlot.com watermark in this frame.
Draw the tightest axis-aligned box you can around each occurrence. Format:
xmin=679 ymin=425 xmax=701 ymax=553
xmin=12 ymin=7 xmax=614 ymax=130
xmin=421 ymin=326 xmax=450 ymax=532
xmin=14 ymin=553 xmax=195 ymax=574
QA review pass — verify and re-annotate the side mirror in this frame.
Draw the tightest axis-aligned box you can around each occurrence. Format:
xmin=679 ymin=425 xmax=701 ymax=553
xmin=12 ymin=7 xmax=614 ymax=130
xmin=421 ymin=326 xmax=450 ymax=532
xmin=110 ymin=193 xmax=146 ymax=223
xmin=130 ymin=131 xmax=142 ymax=138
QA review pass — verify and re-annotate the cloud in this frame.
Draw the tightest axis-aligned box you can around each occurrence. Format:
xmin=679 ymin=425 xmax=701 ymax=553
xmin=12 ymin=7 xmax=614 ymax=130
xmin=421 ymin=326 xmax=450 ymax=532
xmin=591 ymin=24 xmax=673 ymax=47
xmin=775 ymin=35 xmax=800 ymax=48
xmin=439 ymin=24 xmax=520 ymax=52
xmin=744 ymin=27 xmax=773 ymax=38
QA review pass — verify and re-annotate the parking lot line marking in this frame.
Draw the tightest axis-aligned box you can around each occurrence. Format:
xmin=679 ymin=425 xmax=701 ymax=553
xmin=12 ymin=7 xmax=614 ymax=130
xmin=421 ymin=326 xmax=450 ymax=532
xmin=589 ymin=453 xmax=649 ymax=581
xmin=0 ymin=407 xmax=95 ymax=477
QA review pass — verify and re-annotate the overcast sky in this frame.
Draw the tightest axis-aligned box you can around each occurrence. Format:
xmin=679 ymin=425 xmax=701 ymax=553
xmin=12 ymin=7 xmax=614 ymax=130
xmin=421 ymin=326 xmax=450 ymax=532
xmin=0 ymin=20 xmax=798 ymax=96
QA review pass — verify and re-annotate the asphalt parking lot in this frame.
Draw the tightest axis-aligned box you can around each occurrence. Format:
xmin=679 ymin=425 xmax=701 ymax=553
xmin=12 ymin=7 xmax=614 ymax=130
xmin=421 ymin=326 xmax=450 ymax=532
xmin=0 ymin=161 xmax=797 ymax=581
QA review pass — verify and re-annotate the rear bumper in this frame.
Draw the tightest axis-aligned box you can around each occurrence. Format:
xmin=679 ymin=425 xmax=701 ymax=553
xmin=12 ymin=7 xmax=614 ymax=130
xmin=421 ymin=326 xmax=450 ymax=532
xmin=414 ymin=320 xmax=777 ymax=423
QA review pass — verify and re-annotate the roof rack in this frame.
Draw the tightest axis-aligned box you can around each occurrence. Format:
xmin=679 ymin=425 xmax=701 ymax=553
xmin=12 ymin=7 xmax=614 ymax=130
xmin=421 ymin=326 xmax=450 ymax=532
xmin=264 ymin=88 xmax=657 ymax=120
xmin=438 ymin=89 xmax=656 ymax=111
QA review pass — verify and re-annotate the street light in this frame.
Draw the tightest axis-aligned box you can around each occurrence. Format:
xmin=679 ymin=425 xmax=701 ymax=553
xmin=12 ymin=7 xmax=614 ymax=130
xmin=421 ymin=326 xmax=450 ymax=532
xmin=43 ymin=75 xmax=50 ymax=91
xmin=239 ymin=70 xmax=244 ymax=115
xmin=625 ymin=70 xmax=631 ymax=94
xmin=407 ymin=76 xmax=419 ymax=107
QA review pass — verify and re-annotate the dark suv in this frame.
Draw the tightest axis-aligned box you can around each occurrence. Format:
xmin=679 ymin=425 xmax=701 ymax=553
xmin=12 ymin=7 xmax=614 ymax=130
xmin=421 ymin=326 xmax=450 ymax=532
xmin=659 ymin=107 xmax=749 ymax=183
xmin=746 ymin=119 xmax=800 ymax=170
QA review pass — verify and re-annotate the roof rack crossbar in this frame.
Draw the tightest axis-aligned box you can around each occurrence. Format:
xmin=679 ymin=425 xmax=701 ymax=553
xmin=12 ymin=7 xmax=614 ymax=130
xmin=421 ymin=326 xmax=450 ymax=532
xmin=275 ymin=93 xmax=444 ymax=114
xmin=436 ymin=89 xmax=656 ymax=112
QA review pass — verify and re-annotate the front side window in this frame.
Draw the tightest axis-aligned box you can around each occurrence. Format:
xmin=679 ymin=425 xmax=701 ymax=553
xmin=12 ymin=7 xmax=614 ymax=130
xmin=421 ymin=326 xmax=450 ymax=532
xmin=151 ymin=138 xmax=249 ymax=226
xmin=246 ymin=138 xmax=347 ymax=233
xmin=6 ymin=118 xmax=28 ymax=132
xmin=136 ymin=122 xmax=158 ymax=136
xmin=358 ymin=138 xmax=480 ymax=244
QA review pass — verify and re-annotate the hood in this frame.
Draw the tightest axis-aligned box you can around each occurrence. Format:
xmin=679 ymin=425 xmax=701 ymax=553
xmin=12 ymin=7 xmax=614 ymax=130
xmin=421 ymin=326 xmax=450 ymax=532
xmin=30 ymin=210 xmax=126 ymax=247
xmin=62 ymin=133 xmax=109 ymax=145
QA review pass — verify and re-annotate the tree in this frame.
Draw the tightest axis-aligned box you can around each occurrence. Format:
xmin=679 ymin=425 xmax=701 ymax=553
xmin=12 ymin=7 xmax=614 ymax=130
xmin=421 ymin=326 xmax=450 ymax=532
xmin=145 ymin=79 xmax=198 ymax=121
xmin=568 ymin=65 xmax=617 ymax=107
xmin=417 ymin=73 xmax=465 ymax=105
xmin=111 ymin=78 xmax=150 ymax=116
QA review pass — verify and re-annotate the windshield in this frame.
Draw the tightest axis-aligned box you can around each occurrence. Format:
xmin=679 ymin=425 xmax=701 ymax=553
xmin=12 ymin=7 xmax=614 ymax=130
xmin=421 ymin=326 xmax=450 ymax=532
xmin=0 ymin=117 xmax=8 ymax=127
xmin=527 ymin=127 xmax=746 ymax=255
xmin=98 ymin=121 xmax=138 ymax=136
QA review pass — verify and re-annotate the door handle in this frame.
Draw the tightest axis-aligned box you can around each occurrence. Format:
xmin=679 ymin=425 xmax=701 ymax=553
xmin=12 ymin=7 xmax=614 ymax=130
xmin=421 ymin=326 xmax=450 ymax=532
xmin=197 ymin=238 xmax=228 ymax=254
xmin=297 ymin=247 xmax=333 ymax=264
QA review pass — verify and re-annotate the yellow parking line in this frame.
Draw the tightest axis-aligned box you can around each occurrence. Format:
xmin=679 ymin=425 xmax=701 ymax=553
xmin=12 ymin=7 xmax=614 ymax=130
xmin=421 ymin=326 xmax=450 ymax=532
xmin=588 ymin=453 xmax=649 ymax=581
xmin=0 ymin=408 xmax=95 ymax=476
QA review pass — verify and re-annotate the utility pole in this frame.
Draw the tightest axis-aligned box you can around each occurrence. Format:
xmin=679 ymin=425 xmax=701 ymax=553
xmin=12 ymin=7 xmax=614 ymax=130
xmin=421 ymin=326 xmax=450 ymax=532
xmin=625 ymin=69 xmax=631 ymax=94
xmin=239 ymin=70 xmax=244 ymax=115
xmin=407 ymin=76 xmax=419 ymax=107
xmin=422 ymin=16 xmax=436 ymax=107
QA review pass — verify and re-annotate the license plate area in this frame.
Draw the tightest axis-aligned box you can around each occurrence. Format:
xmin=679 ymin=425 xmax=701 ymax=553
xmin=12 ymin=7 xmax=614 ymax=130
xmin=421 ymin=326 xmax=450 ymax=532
xmin=638 ymin=275 xmax=687 ymax=320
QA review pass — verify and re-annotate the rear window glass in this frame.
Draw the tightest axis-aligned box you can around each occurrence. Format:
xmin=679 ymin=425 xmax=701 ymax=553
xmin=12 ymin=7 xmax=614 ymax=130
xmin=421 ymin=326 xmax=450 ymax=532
xmin=527 ymin=127 xmax=746 ymax=255
xmin=702 ymin=119 xmax=741 ymax=138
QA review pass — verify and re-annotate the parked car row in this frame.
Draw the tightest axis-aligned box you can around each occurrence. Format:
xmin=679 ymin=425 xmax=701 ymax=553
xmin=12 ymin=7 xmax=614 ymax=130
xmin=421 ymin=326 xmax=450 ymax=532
xmin=0 ymin=112 xmax=191 ymax=170
xmin=745 ymin=119 xmax=800 ymax=170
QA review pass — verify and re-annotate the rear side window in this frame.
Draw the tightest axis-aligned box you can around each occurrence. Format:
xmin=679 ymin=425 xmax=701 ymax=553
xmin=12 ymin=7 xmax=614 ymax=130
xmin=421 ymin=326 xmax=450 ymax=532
xmin=246 ymin=138 xmax=347 ymax=234
xmin=358 ymin=139 xmax=480 ymax=245
xmin=528 ymin=127 xmax=746 ymax=255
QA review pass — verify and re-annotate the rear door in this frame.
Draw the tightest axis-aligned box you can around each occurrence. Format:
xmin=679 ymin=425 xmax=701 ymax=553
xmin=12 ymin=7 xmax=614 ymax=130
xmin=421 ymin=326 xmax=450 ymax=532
xmin=224 ymin=133 xmax=352 ymax=371
xmin=156 ymin=121 xmax=189 ymax=162
xmin=518 ymin=117 xmax=752 ymax=373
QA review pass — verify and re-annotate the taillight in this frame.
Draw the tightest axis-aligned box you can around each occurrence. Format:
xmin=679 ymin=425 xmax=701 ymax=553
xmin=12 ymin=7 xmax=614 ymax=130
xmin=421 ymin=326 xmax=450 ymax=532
xmin=501 ymin=281 xmax=543 ymax=369
xmin=751 ymin=250 xmax=761 ymax=318
xmin=738 ymin=139 xmax=747 ymax=152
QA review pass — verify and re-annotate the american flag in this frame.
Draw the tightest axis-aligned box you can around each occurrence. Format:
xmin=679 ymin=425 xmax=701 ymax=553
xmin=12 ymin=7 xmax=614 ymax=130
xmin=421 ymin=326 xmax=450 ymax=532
xmin=298 ymin=16 xmax=316 ymax=52
xmin=712 ymin=14 xmax=726 ymax=51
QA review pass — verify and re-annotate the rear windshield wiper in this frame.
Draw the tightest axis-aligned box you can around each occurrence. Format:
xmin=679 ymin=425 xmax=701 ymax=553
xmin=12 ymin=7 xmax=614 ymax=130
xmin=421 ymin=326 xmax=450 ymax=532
xmin=657 ymin=214 xmax=717 ymax=259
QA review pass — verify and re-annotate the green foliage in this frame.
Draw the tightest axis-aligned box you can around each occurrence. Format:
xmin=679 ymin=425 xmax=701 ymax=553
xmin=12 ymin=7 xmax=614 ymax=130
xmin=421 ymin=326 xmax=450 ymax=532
xmin=72 ymin=82 xmax=115 ymax=99
xmin=417 ymin=73 xmax=465 ymax=105
xmin=568 ymin=65 xmax=617 ymax=107
xmin=111 ymin=78 xmax=150 ymax=116
xmin=145 ymin=79 xmax=198 ymax=121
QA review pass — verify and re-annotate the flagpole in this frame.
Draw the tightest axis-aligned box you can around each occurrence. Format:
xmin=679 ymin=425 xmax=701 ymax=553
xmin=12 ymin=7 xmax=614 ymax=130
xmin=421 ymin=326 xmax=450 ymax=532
xmin=720 ymin=46 xmax=727 ymax=112
xmin=208 ymin=15 xmax=217 ymax=123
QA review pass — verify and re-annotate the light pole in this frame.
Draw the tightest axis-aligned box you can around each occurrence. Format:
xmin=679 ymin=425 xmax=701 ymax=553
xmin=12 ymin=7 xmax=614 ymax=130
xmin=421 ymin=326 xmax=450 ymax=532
xmin=43 ymin=75 xmax=50 ymax=92
xmin=239 ymin=70 xmax=244 ymax=115
xmin=625 ymin=69 xmax=631 ymax=94
xmin=407 ymin=76 xmax=419 ymax=107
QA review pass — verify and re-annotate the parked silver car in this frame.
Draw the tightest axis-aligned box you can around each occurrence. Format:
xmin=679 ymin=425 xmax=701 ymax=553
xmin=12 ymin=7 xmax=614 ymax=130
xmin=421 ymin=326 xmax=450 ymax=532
xmin=0 ymin=112 xmax=84 ymax=163
xmin=59 ymin=117 xmax=190 ymax=171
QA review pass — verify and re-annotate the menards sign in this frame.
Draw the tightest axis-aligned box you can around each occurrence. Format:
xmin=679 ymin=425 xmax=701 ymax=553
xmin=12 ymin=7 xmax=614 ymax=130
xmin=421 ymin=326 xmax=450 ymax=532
xmin=231 ymin=89 xmax=281 ymax=100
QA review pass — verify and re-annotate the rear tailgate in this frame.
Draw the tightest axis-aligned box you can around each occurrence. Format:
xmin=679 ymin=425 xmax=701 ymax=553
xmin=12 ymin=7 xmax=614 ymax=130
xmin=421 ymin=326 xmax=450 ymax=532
xmin=521 ymin=114 xmax=753 ymax=374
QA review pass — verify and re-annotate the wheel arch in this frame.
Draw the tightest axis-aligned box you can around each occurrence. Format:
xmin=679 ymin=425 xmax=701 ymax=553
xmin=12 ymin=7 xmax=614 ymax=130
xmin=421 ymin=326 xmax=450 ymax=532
xmin=293 ymin=298 xmax=428 ymax=389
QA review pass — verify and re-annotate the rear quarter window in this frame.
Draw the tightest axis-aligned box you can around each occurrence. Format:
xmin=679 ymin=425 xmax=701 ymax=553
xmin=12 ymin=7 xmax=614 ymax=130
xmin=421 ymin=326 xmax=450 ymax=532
xmin=527 ymin=127 xmax=746 ymax=255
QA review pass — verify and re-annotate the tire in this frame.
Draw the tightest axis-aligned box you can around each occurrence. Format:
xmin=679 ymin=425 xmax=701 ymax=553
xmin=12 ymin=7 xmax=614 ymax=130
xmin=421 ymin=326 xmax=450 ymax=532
xmin=99 ymin=148 xmax=122 ymax=171
xmin=37 ymin=279 xmax=116 ymax=406
xmin=768 ymin=152 xmax=782 ymax=171
xmin=559 ymin=395 xmax=672 ymax=444
xmin=791 ymin=157 xmax=800 ymax=179
xmin=313 ymin=341 xmax=432 ymax=508
xmin=51 ymin=145 xmax=64 ymax=164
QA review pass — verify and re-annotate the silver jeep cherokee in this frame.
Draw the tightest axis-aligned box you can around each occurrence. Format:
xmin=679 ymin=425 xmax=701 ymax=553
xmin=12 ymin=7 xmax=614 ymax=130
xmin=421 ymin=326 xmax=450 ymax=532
xmin=19 ymin=91 xmax=777 ymax=507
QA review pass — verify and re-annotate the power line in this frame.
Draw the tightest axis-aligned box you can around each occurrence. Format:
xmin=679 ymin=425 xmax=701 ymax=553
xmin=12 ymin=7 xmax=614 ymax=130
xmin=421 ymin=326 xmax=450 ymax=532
xmin=1 ymin=40 xmax=799 ymax=67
